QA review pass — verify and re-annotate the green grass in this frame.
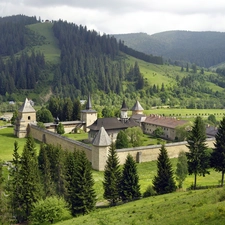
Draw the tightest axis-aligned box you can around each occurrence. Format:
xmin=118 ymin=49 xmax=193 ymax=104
xmin=0 ymin=127 xmax=41 ymax=161
xmin=143 ymin=108 xmax=225 ymax=120
xmin=55 ymin=187 xmax=225 ymax=225
xmin=26 ymin=23 xmax=60 ymax=63
xmin=63 ymin=132 xmax=89 ymax=142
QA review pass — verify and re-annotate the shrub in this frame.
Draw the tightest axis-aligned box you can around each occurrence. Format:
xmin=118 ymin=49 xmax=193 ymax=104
xmin=29 ymin=196 xmax=72 ymax=224
xmin=143 ymin=185 xmax=156 ymax=198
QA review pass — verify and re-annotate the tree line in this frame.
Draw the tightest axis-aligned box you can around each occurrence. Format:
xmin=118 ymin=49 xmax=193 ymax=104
xmin=0 ymin=51 xmax=46 ymax=95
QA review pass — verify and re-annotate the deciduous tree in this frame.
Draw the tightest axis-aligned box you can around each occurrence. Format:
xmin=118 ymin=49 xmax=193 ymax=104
xmin=175 ymin=151 xmax=188 ymax=188
xmin=115 ymin=130 xmax=129 ymax=149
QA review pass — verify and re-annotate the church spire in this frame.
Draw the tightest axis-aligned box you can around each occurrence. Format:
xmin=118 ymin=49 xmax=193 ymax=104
xmin=86 ymin=94 xmax=92 ymax=110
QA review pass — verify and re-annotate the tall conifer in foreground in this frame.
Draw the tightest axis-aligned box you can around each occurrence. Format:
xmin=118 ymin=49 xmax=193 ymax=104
xmin=10 ymin=141 xmax=21 ymax=219
xmin=211 ymin=117 xmax=225 ymax=186
xmin=38 ymin=144 xmax=54 ymax=198
xmin=153 ymin=144 xmax=176 ymax=194
xmin=16 ymin=135 xmax=41 ymax=222
xmin=186 ymin=116 xmax=210 ymax=189
xmin=66 ymin=151 xmax=96 ymax=215
xmin=103 ymin=143 xmax=121 ymax=205
xmin=120 ymin=154 xmax=141 ymax=201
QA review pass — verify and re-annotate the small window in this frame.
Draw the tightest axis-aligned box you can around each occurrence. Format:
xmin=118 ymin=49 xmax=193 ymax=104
xmin=28 ymin=116 xmax=31 ymax=120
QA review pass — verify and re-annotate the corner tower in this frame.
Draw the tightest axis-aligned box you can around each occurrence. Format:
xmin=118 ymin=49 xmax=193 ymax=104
xmin=80 ymin=94 xmax=97 ymax=132
xmin=92 ymin=126 xmax=111 ymax=171
xmin=14 ymin=98 xmax=36 ymax=138
xmin=131 ymin=100 xmax=144 ymax=115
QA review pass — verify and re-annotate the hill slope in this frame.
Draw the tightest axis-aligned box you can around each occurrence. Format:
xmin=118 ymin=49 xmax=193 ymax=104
xmin=1 ymin=15 xmax=225 ymax=110
xmin=113 ymin=31 xmax=225 ymax=68
xmin=55 ymin=188 xmax=225 ymax=225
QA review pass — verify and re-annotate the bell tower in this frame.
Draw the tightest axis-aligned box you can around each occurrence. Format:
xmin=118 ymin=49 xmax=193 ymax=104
xmin=80 ymin=94 xmax=97 ymax=132
xmin=14 ymin=98 xmax=36 ymax=138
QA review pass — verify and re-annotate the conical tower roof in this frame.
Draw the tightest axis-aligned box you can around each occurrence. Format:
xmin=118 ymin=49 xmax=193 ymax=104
xmin=131 ymin=100 xmax=144 ymax=111
xmin=92 ymin=126 xmax=111 ymax=147
xmin=121 ymin=99 xmax=128 ymax=111
xmin=19 ymin=98 xmax=35 ymax=113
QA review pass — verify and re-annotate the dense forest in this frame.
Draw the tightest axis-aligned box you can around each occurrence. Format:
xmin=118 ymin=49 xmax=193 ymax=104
xmin=113 ymin=31 xmax=225 ymax=68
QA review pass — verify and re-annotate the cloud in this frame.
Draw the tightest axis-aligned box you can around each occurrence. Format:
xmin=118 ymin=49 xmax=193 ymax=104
xmin=1 ymin=0 xmax=225 ymax=34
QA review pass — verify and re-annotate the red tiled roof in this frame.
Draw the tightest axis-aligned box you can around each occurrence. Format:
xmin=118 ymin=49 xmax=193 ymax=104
xmin=144 ymin=115 xmax=188 ymax=128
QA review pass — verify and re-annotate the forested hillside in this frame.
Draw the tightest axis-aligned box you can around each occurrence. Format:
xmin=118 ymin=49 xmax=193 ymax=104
xmin=113 ymin=31 xmax=225 ymax=68
xmin=1 ymin=15 xmax=225 ymax=110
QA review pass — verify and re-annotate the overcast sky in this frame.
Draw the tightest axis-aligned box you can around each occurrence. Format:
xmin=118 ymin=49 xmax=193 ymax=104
xmin=1 ymin=0 xmax=225 ymax=35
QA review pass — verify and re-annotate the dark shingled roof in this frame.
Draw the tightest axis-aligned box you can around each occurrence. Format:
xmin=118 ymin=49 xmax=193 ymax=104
xmin=92 ymin=126 xmax=111 ymax=146
xmin=144 ymin=115 xmax=188 ymax=129
xmin=87 ymin=118 xmax=128 ymax=131
xmin=121 ymin=100 xmax=128 ymax=111
xmin=81 ymin=94 xmax=97 ymax=113
xmin=87 ymin=117 xmax=139 ymax=131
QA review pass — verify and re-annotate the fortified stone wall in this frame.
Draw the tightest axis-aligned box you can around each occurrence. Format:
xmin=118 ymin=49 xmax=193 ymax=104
xmin=29 ymin=124 xmax=92 ymax=161
xmin=116 ymin=138 xmax=215 ymax=165
xmin=28 ymin=124 xmax=215 ymax=170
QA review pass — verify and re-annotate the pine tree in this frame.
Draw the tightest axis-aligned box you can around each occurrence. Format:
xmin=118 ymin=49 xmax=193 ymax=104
xmin=211 ymin=117 xmax=225 ymax=186
xmin=120 ymin=154 xmax=141 ymax=201
xmin=10 ymin=141 xmax=21 ymax=220
xmin=16 ymin=135 xmax=41 ymax=222
xmin=175 ymin=151 xmax=188 ymax=188
xmin=153 ymin=144 xmax=176 ymax=194
xmin=0 ymin=159 xmax=10 ymax=223
xmin=103 ymin=143 xmax=121 ymax=205
xmin=186 ymin=116 xmax=210 ymax=189
xmin=66 ymin=151 xmax=96 ymax=215
xmin=115 ymin=130 xmax=129 ymax=149
xmin=38 ymin=144 xmax=54 ymax=197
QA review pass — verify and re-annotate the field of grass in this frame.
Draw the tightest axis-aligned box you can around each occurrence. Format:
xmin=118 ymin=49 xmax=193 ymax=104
xmin=143 ymin=108 xmax=225 ymax=120
xmin=27 ymin=23 xmax=60 ymax=63
xmin=92 ymin=158 xmax=222 ymax=203
xmin=56 ymin=187 xmax=225 ymax=225
xmin=0 ymin=127 xmax=41 ymax=161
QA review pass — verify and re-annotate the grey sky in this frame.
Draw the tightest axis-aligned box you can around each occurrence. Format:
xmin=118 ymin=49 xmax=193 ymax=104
xmin=1 ymin=0 xmax=225 ymax=35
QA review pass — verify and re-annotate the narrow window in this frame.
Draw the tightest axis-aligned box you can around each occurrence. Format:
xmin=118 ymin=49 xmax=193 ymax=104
xmin=28 ymin=116 xmax=31 ymax=120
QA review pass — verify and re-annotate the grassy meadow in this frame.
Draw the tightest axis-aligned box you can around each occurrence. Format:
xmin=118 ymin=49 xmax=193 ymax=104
xmin=143 ymin=108 xmax=225 ymax=120
xmin=27 ymin=23 xmax=60 ymax=63
xmin=0 ymin=127 xmax=41 ymax=161
xmin=55 ymin=188 xmax=225 ymax=225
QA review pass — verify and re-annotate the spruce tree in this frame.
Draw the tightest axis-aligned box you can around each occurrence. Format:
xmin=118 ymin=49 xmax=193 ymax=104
xmin=175 ymin=151 xmax=188 ymax=188
xmin=186 ymin=116 xmax=210 ymax=189
xmin=16 ymin=135 xmax=41 ymax=222
xmin=66 ymin=151 xmax=96 ymax=215
xmin=120 ymin=154 xmax=141 ymax=201
xmin=38 ymin=144 xmax=54 ymax=197
xmin=153 ymin=144 xmax=176 ymax=194
xmin=115 ymin=130 xmax=129 ymax=149
xmin=10 ymin=141 xmax=21 ymax=218
xmin=211 ymin=117 xmax=225 ymax=186
xmin=103 ymin=143 xmax=121 ymax=205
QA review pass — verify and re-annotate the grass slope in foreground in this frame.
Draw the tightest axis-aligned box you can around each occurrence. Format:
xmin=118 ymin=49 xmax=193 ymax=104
xmin=56 ymin=188 xmax=225 ymax=225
